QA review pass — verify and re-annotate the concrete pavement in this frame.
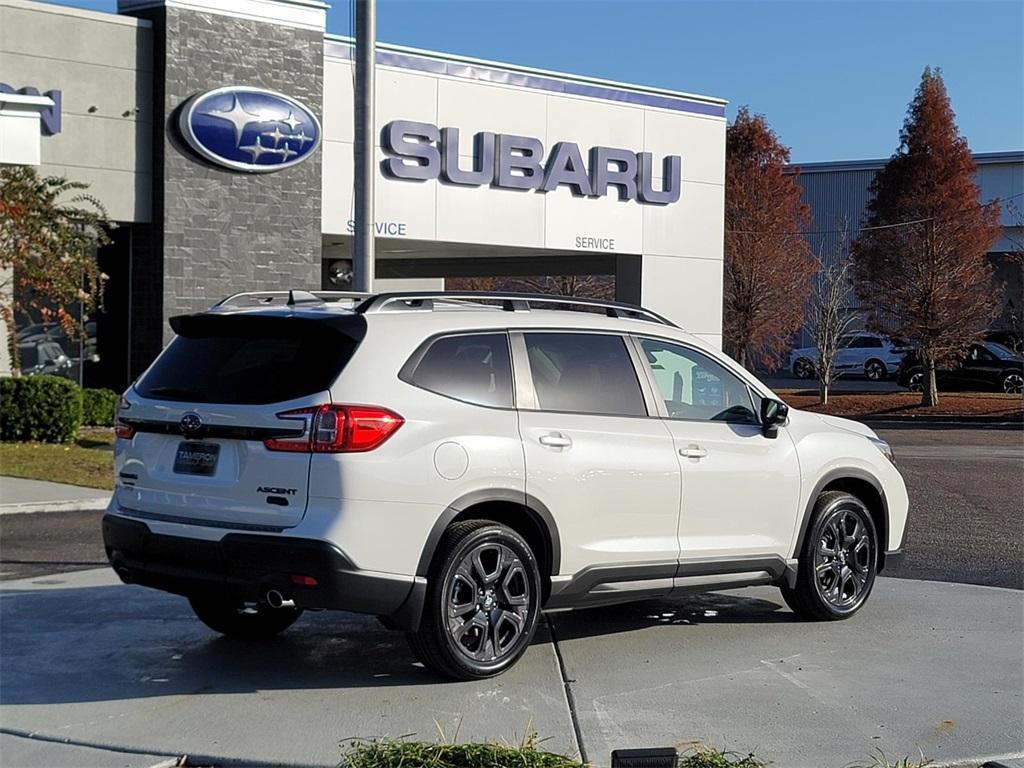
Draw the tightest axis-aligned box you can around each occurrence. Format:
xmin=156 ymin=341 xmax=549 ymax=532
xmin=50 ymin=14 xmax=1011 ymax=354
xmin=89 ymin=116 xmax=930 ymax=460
xmin=0 ymin=476 xmax=110 ymax=514
xmin=1 ymin=569 xmax=1020 ymax=768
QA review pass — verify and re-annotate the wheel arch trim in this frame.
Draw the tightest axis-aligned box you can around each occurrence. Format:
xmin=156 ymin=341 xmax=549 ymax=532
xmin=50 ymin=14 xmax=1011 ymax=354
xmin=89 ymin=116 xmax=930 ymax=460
xmin=415 ymin=489 xmax=561 ymax=578
xmin=792 ymin=468 xmax=890 ymax=567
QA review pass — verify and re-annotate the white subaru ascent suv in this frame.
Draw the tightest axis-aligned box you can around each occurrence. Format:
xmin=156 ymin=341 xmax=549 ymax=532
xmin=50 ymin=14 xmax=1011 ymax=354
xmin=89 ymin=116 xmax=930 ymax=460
xmin=104 ymin=291 xmax=908 ymax=680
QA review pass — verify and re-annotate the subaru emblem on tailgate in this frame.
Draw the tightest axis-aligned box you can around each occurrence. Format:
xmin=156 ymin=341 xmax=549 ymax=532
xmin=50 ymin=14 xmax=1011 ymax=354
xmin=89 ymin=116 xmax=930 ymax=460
xmin=180 ymin=413 xmax=203 ymax=435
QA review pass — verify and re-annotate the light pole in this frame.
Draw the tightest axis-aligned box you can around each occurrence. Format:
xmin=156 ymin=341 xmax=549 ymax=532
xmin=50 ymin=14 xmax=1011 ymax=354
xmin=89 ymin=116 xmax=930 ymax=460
xmin=352 ymin=0 xmax=376 ymax=293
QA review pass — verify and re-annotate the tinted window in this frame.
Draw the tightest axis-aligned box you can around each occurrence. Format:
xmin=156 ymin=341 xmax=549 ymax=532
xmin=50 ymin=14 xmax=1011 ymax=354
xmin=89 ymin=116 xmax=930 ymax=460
xmin=407 ymin=333 xmax=513 ymax=408
xmin=640 ymin=338 xmax=757 ymax=424
xmin=968 ymin=344 xmax=996 ymax=363
xmin=984 ymin=342 xmax=1015 ymax=360
xmin=136 ymin=315 xmax=363 ymax=405
xmin=524 ymin=333 xmax=646 ymax=416
xmin=851 ymin=336 xmax=883 ymax=349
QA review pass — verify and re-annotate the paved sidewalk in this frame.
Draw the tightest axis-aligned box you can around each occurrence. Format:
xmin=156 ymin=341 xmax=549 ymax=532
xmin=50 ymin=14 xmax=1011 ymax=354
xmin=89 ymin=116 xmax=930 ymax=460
xmin=1 ymin=569 xmax=1019 ymax=768
xmin=0 ymin=477 xmax=111 ymax=514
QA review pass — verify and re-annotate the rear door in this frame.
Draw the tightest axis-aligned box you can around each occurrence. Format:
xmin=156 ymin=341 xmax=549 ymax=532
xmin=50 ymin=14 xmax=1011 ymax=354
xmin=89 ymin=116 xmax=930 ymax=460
xmin=115 ymin=313 xmax=363 ymax=529
xmin=515 ymin=331 xmax=680 ymax=585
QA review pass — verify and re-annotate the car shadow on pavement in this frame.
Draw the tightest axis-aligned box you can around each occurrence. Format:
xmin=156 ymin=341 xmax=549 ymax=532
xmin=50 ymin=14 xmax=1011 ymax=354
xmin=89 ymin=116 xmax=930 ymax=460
xmin=0 ymin=582 xmax=797 ymax=707
xmin=0 ymin=582 xmax=462 ymax=706
xmin=546 ymin=590 xmax=798 ymax=643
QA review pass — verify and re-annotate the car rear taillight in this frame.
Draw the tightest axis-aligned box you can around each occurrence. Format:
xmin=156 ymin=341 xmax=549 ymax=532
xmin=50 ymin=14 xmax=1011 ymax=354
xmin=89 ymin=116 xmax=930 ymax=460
xmin=264 ymin=404 xmax=403 ymax=453
xmin=114 ymin=396 xmax=135 ymax=439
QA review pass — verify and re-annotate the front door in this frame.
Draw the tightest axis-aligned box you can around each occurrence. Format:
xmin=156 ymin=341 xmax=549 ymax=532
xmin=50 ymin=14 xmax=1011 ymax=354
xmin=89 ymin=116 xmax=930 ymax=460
xmin=635 ymin=337 xmax=802 ymax=566
xmin=515 ymin=331 xmax=681 ymax=590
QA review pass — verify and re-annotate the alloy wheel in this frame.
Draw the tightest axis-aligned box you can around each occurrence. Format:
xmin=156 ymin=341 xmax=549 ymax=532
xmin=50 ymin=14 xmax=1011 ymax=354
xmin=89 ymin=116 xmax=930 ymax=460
xmin=794 ymin=358 xmax=814 ymax=379
xmin=1003 ymin=373 xmax=1023 ymax=395
xmin=445 ymin=542 xmax=531 ymax=663
xmin=813 ymin=509 xmax=873 ymax=609
xmin=908 ymin=372 xmax=924 ymax=392
xmin=865 ymin=360 xmax=886 ymax=381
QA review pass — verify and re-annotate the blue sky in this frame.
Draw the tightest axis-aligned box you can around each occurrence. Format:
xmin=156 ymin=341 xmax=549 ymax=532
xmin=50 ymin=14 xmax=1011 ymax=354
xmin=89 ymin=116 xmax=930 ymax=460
xmin=49 ymin=0 xmax=1023 ymax=163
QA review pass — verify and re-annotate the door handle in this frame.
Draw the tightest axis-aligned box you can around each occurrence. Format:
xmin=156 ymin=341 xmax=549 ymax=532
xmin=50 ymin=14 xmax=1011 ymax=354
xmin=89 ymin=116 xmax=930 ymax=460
xmin=679 ymin=445 xmax=707 ymax=459
xmin=539 ymin=433 xmax=572 ymax=448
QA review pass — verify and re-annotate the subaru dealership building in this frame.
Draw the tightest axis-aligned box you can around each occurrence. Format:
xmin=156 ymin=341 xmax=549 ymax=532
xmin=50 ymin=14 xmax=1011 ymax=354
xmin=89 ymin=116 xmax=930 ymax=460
xmin=0 ymin=0 xmax=729 ymax=388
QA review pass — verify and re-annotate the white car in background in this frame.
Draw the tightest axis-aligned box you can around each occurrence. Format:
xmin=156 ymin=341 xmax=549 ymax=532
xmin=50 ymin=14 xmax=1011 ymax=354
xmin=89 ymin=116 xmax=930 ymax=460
xmin=789 ymin=333 xmax=911 ymax=381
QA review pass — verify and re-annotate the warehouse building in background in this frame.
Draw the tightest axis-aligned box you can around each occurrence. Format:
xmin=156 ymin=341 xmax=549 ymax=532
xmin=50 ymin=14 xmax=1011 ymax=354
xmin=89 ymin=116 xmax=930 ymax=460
xmin=0 ymin=0 xmax=728 ymax=388
xmin=792 ymin=152 xmax=1024 ymax=349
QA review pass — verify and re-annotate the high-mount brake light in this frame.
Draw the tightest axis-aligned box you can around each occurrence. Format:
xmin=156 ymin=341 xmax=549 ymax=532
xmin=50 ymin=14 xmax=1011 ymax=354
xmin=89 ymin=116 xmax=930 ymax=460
xmin=264 ymin=405 xmax=403 ymax=453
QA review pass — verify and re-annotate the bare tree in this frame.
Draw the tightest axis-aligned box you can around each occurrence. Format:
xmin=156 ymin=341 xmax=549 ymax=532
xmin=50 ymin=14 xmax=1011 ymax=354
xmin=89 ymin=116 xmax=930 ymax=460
xmin=509 ymin=274 xmax=613 ymax=300
xmin=808 ymin=223 xmax=857 ymax=404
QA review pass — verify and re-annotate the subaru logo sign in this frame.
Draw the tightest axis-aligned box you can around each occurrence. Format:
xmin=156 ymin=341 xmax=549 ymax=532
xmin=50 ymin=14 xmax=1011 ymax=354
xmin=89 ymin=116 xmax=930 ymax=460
xmin=178 ymin=86 xmax=321 ymax=173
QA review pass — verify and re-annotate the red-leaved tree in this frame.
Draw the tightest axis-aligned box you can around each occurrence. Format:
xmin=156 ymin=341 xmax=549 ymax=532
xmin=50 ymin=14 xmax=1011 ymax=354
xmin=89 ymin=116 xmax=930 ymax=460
xmin=724 ymin=107 xmax=816 ymax=369
xmin=851 ymin=68 xmax=1002 ymax=406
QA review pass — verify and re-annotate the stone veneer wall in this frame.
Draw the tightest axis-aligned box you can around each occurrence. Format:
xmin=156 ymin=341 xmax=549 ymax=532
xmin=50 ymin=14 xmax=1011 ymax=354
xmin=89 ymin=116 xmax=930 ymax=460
xmin=125 ymin=4 xmax=324 ymax=374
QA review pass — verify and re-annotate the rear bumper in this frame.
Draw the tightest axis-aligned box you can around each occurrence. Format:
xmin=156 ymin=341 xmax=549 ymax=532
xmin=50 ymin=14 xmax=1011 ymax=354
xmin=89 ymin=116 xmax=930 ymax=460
xmin=102 ymin=513 xmax=425 ymax=630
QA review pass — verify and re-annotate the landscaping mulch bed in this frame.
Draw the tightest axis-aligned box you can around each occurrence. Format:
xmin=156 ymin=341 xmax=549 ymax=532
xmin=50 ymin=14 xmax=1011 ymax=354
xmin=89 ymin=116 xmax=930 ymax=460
xmin=778 ymin=390 xmax=1023 ymax=421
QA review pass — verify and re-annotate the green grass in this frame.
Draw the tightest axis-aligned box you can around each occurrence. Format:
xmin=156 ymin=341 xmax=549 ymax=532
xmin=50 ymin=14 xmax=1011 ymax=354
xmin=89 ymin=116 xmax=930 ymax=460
xmin=339 ymin=735 xmax=586 ymax=768
xmin=677 ymin=747 xmax=768 ymax=767
xmin=338 ymin=736 xmax=774 ymax=768
xmin=850 ymin=752 xmax=932 ymax=768
xmin=0 ymin=427 xmax=115 ymax=490
xmin=336 ymin=738 xmax=940 ymax=768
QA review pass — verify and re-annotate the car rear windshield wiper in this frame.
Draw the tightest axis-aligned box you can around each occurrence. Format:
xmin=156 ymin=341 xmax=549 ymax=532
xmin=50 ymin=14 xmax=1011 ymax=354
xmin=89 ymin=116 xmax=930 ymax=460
xmin=145 ymin=386 xmax=209 ymax=402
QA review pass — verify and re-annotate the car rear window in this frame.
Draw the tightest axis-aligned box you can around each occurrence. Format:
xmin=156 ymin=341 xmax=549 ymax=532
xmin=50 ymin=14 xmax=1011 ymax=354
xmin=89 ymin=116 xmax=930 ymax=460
xmin=403 ymin=333 xmax=514 ymax=408
xmin=135 ymin=314 xmax=365 ymax=405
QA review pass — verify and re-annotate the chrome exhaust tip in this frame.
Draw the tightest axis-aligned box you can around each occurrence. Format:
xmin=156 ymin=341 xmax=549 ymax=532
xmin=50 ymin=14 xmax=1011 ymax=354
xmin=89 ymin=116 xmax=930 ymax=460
xmin=265 ymin=589 xmax=295 ymax=609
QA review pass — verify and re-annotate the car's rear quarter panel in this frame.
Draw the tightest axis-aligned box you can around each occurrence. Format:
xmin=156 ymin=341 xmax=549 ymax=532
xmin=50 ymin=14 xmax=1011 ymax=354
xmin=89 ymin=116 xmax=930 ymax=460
xmin=304 ymin=317 xmax=525 ymax=575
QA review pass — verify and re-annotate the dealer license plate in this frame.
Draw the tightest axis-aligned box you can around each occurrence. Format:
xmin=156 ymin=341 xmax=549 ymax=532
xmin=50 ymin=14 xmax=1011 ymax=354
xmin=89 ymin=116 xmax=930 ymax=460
xmin=173 ymin=441 xmax=220 ymax=476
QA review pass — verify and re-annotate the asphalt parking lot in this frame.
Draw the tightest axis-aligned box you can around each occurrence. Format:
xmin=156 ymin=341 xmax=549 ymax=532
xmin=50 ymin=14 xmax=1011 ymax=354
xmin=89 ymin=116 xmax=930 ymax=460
xmin=1 ymin=426 xmax=1021 ymax=767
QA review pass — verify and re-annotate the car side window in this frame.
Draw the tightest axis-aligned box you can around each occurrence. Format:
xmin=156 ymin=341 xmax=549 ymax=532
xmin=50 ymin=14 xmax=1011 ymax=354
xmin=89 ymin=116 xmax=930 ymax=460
xmin=968 ymin=345 xmax=995 ymax=363
xmin=523 ymin=333 xmax=647 ymax=417
xmin=850 ymin=336 xmax=882 ymax=349
xmin=639 ymin=338 xmax=758 ymax=424
xmin=405 ymin=333 xmax=514 ymax=408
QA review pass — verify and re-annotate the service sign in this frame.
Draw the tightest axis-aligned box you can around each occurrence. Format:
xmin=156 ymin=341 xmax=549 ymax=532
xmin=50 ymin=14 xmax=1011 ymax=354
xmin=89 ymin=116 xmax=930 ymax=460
xmin=178 ymin=86 xmax=321 ymax=173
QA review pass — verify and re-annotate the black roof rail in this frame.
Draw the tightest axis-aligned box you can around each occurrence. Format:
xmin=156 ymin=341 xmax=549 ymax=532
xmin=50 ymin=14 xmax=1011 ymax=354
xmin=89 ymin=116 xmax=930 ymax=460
xmin=353 ymin=291 xmax=676 ymax=326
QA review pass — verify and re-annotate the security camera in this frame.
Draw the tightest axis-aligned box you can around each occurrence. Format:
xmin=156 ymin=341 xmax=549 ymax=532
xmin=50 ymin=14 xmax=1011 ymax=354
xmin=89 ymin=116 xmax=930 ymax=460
xmin=327 ymin=259 xmax=354 ymax=288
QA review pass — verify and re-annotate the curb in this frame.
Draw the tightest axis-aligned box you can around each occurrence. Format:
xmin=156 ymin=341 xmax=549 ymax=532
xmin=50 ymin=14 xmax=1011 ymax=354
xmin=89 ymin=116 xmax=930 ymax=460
xmin=861 ymin=417 xmax=1024 ymax=428
xmin=0 ymin=498 xmax=110 ymax=515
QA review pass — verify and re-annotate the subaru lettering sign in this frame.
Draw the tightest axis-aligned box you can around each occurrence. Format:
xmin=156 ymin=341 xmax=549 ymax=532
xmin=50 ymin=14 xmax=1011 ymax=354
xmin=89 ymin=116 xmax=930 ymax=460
xmin=178 ymin=86 xmax=321 ymax=173
xmin=381 ymin=119 xmax=681 ymax=205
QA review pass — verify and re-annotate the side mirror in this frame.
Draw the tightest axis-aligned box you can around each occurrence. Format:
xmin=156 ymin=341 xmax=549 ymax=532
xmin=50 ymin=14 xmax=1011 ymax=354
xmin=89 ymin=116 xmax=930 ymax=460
xmin=760 ymin=398 xmax=789 ymax=439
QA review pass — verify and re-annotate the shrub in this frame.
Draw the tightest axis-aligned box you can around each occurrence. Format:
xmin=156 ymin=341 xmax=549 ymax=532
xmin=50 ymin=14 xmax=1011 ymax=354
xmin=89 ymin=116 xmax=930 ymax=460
xmin=82 ymin=388 xmax=119 ymax=427
xmin=0 ymin=375 xmax=83 ymax=443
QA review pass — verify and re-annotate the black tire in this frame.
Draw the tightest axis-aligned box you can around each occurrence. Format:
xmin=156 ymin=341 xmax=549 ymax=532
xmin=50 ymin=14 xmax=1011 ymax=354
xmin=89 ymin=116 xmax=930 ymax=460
xmin=407 ymin=520 xmax=542 ymax=680
xmin=1002 ymin=371 xmax=1023 ymax=395
xmin=864 ymin=359 xmax=887 ymax=381
xmin=781 ymin=491 xmax=878 ymax=621
xmin=793 ymin=358 xmax=815 ymax=379
xmin=189 ymin=595 xmax=302 ymax=638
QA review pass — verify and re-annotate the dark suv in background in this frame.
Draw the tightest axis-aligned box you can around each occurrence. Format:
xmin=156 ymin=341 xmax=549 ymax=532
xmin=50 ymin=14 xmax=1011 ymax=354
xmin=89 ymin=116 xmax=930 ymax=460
xmin=898 ymin=342 xmax=1023 ymax=394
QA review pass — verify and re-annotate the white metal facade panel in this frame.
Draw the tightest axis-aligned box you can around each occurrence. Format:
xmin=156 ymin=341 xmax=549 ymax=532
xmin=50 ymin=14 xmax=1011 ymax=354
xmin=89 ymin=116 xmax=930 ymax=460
xmin=321 ymin=52 xmax=727 ymax=335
